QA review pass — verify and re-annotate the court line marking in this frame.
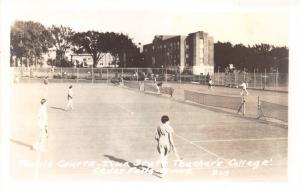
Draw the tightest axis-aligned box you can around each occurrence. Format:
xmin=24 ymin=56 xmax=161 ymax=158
xmin=173 ymin=133 xmax=227 ymax=161
xmin=191 ymin=137 xmax=288 ymax=143
xmin=113 ymin=103 xmax=134 ymax=115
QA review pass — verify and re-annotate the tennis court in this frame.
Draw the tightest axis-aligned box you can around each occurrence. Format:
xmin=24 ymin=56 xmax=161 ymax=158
xmin=10 ymin=82 xmax=287 ymax=181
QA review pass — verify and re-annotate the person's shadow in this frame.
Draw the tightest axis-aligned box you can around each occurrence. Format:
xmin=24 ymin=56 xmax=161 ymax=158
xmin=50 ymin=106 xmax=65 ymax=111
xmin=10 ymin=139 xmax=33 ymax=149
xmin=103 ymin=154 xmax=163 ymax=178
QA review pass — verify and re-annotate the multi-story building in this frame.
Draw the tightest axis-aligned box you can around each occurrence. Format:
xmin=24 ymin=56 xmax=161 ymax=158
xmin=143 ymin=35 xmax=186 ymax=69
xmin=143 ymin=31 xmax=214 ymax=75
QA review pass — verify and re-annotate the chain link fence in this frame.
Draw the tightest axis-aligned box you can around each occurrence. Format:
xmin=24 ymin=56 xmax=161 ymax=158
xmin=12 ymin=67 xmax=288 ymax=92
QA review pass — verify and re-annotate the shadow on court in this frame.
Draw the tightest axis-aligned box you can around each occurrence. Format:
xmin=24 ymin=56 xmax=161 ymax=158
xmin=50 ymin=106 xmax=65 ymax=111
xmin=10 ymin=139 xmax=32 ymax=149
xmin=104 ymin=154 xmax=162 ymax=178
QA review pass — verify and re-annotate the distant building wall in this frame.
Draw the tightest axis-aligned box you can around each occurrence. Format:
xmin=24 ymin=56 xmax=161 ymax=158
xmin=143 ymin=31 xmax=214 ymax=75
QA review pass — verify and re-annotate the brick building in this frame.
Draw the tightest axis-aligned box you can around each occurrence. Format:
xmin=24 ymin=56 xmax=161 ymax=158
xmin=143 ymin=31 xmax=214 ymax=75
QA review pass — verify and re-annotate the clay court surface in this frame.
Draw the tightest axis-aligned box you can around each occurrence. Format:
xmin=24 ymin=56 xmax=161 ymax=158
xmin=10 ymin=82 xmax=288 ymax=181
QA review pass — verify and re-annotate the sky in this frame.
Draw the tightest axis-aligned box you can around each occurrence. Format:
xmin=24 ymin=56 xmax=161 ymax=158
xmin=6 ymin=0 xmax=294 ymax=47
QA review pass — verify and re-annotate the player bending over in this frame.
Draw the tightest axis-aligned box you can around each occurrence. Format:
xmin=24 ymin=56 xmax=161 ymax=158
xmin=66 ymin=85 xmax=74 ymax=111
xmin=155 ymin=115 xmax=177 ymax=177
xmin=33 ymin=98 xmax=48 ymax=152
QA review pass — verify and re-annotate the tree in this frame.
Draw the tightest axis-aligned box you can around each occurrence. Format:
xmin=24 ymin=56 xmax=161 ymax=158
xmin=214 ymin=41 xmax=233 ymax=72
xmin=71 ymin=31 xmax=139 ymax=68
xmin=49 ymin=25 xmax=74 ymax=67
xmin=214 ymin=41 xmax=289 ymax=73
xmin=105 ymin=32 xmax=139 ymax=68
xmin=10 ymin=21 xmax=52 ymax=67
xmin=71 ymin=31 xmax=110 ymax=67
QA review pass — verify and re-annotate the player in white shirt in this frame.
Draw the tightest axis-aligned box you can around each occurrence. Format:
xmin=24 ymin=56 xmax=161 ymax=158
xmin=33 ymin=98 xmax=48 ymax=152
xmin=66 ymin=85 xmax=74 ymax=111
xmin=240 ymin=81 xmax=249 ymax=95
xmin=208 ymin=78 xmax=213 ymax=90
xmin=155 ymin=115 xmax=176 ymax=177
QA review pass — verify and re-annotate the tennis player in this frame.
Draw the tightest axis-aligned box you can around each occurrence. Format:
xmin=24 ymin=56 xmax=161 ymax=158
xmin=66 ymin=85 xmax=74 ymax=111
xmin=155 ymin=115 xmax=176 ymax=177
xmin=240 ymin=81 xmax=249 ymax=95
xmin=208 ymin=78 xmax=213 ymax=90
xmin=153 ymin=75 xmax=160 ymax=94
xmin=33 ymin=98 xmax=48 ymax=152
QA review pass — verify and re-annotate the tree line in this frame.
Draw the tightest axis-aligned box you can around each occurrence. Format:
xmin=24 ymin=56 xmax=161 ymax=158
xmin=10 ymin=20 xmax=141 ymax=68
xmin=214 ymin=42 xmax=288 ymax=73
xmin=10 ymin=20 xmax=289 ymax=73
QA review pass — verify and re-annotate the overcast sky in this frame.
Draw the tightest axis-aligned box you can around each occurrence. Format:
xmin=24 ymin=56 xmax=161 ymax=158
xmin=8 ymin=0 xmax=291 ymax=46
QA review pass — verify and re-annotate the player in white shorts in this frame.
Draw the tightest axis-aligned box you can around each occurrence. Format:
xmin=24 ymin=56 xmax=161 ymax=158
xmin=66 ymin=85 xmax=74 ymax=111
xmin=155 ymin=115 xmax=176 ymax=177
xmin=33 ymin=98 xmax=48 ymax=152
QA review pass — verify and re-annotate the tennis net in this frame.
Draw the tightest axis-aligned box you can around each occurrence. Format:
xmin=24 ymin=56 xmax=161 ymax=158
xmin=123 ymin=80 xmax=173 ymax=96
xmin=259 ymin=99 xmax=288 ymax=122
xmin=184 ymin=90 xmax=243 ymax=111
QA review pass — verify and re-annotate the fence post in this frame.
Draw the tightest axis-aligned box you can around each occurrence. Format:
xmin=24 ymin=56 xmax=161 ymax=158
xmin=61 ymin=67 xmax=63 ymax=83
xmin=92 ymin=66 xmax=94 ymax=83
xmin=165 ymin=67 xmax=167 ymax=83
xmin=29 ymin=67 xmax=31 ymax=82
xmin=260 ymin=72 xmax=263 ymax=89
xmin=76 ymin=68 xmax=79 ymax=83
xmin=107 ymin=68 xmax=109 ymax=84
xmin=137 ymin=68 xmax=139 ymax=82
xmin=257 ymin=96 xmax=260 ymax=118
xmin=243 ymin=94 xmax=245 ymax=116
xmin=264 ymin=68 xmax=267 ymax=90
xmin=179 ymin=68 xmax=181 ymax=83
xmin=236 ymin=72 xmax=238 ymax=87
xmin=254 ymin=69 xmax=256 ymax=89
xmin=276 ymin=68 xmax=279 ymax=90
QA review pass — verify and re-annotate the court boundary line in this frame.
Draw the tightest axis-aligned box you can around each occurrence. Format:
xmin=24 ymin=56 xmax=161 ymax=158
xmin=190 ymin=137 xmax=288 ymax=143
xmin=173 ymin=133 xmax=227 ymax=161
